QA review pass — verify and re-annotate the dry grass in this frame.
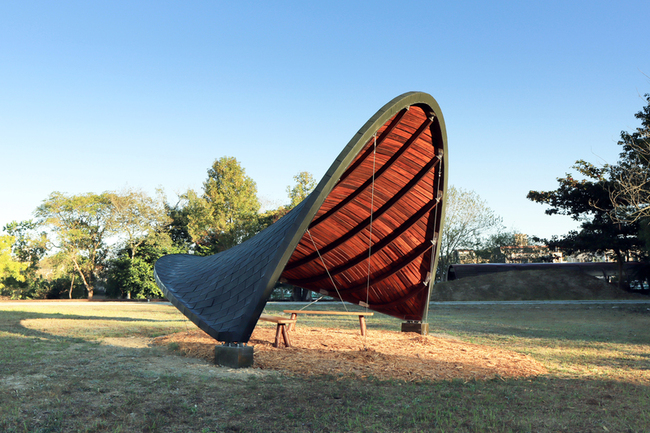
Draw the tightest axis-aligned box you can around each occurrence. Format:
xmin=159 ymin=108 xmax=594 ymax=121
xmin=154 ymin=326 xmax=546 ymax=382
xmin=2 ymin=301 xmax=650 ymax=432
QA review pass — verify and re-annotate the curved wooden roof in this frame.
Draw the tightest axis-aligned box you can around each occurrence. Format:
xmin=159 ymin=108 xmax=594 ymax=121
xmin=154 ymin=92 xmax=448 ymax=343
xmin=282 ymin=101 xmax=446 ymax=320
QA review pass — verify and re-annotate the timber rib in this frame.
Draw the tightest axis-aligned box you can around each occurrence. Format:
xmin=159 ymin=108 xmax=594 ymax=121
xmin=284 ymin=156 xmax=440 ymax=272
xmin=308 ymin=117 xmax=433 ymax=230
xmin=287 ymin=196 xmax=441 ymax=284
xmin=336 ymin=108 xmax=408 ymax=186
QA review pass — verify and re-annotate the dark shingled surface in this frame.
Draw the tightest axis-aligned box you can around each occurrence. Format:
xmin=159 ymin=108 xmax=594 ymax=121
xmin=154 ymin=199 xmax=306 ymax=343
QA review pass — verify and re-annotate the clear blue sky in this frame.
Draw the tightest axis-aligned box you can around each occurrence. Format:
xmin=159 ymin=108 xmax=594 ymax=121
xmin=1 ymin=1 xmax=649 ymax=240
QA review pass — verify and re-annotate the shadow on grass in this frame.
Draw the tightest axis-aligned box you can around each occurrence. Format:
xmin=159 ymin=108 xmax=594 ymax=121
xmin=0 ymin=309 xmax=186 ymax=343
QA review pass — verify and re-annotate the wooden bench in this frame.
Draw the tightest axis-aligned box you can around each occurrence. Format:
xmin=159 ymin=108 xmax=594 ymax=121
xmin=283 ymin=310 xmax=374 ymax=336
xmin=259 ymin=314 xmax=297 ymax=348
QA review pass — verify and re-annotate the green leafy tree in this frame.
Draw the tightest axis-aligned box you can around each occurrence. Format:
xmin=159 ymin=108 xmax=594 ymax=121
xmin=3 ymin=220 xmax=47 ymax=267
xmin=47 ymin=253 xmax=85 ymax=298
xmin=108 ymin=188 xmax=172 ymax=260
xmin=106 ymin=233 xmax=184 ymax=299
xmin=166 ymin=199 xmax=193 ymax=249
xmin=185 ymin=156 xmax=261 ymax=255
xmin=607 ymin=94 xmax=650 ymax=224
xmin=257 ymin=171 xmax=316 ymax=236
xmin=286 ymin=171 xmax=316 ymax=209
xmin=106 ymin=256 xmax=159 ymax=299
xmin=0 ymin=235 xmax=28 ymax=298
xmin=103 ymin=188 xmax=176 ymax=298
xmin=1 ymin=220 xmax=48 ymax=298
xmin=35 ymin=192 xmax=113 ymax=298
xmin=256 ymin=206 xmax=290 ymax=232
xmin=527 ymin=161 xmax=641 ymax=289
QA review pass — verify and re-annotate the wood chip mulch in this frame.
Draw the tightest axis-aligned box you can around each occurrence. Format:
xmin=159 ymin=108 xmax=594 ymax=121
xmin=152 ymin=326 xmax=547 ymax=382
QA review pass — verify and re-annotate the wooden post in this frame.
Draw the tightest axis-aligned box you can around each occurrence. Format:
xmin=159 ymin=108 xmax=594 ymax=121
xmin=281 ymin=325 xmax=292 ymax=347
xmin=274 ymin=325 xmax=282 ymax=348
xmin=359 ymin=315 xmax=367 ymax=336
xmin=289 ymin=313 xmax=297 ymax=331
xmin=273 ymin=324 xmax=292 ymax=348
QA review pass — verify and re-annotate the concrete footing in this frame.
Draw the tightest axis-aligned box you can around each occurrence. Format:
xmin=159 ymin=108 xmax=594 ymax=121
xmin=401 ymin=322 xmax=429 ymax=335
xmin=214 ymin=343 xmax=254 ymax=368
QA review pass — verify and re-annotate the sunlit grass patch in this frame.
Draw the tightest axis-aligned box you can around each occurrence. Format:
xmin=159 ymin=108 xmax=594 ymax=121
xmin=20 ymin=317 xmax=190 ymax=339
xmin=512 ymin=339 xmax=650 ymax=382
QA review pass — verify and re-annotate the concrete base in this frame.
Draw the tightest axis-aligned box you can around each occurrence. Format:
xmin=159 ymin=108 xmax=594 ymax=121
xmin=214 ymin=344 xmax=254 ymax=368
xmin=401 ymin=322 xmax=429 ymax=335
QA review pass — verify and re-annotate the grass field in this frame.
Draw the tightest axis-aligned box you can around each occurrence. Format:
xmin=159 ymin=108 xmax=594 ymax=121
xmin=1 ymin=301 xmax=650 ymax=432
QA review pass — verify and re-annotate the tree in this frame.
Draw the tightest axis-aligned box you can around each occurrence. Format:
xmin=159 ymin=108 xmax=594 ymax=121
xmin=1 ymin=220 xmax=48 ymax=298
xmin=102 ymin=188 xmax=175 ymax=298
xmin=3 ymin=220 xmax=47 ymax=268
xmin=607 ymin=93 xmax=650 ymax=223
xmin=254 ymin=171 xmax=316 ymax=233
xmin=106 ymin=216 xmax=186 ymax=299
xmin=35 ymin=192 xmax=113 ymax=298
xmin=256 ymin=206 xmax=290 ymax=232
xmin=106 ymin=255 xmax=161 ymax=299
xmin=286 ymin=171 xmax=316 ymax=209
xmin=527 ymin=94 xmax=650 ymax=290
xmin=108 ymin=188 xmax=172 ymax=260
xmin=0 ymin=235 xmax=27 ymax=298
xmin=437 ymin=186 xmax=503 ymax=280
xmin=527 ymin=161 xmax=641 ymax=289
xmin=37 ymin=252 xmax=84 ymax=299
xmin=474 ymin=230 xmax=518 ymax=263
xmin=185 ymin=157 xmax=261 ymax=255
xmin=166 ymin=199 xmax=193 ymax=249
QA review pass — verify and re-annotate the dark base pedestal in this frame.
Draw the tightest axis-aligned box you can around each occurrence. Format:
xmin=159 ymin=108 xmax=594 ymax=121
xmin=401 ymin=322 xmax=429 ymax=335
xmin=214 ymin=344 xmax=254 ymax=368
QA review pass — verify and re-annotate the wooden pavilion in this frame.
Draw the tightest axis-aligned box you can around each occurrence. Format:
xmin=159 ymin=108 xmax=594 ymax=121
xmin=154 ymin=92 xmax=448 ymax=346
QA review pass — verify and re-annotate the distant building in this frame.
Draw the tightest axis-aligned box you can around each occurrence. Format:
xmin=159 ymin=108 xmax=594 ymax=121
xmin=452 ymin=234 xmax=563 ymax=265
xmin=514 ymin=233 xmax=528 ymax=247
xmin=501 ymin=245 xmax=562 ymax=263
xmin=453 ymin=249 xmax=484 ymax=264
xmin=562 ymin=251 xmax=618 ymax=263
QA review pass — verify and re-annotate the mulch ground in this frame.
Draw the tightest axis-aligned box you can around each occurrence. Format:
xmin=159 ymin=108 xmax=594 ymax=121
xmin=152 ymin=325 xmax=547 ymax=382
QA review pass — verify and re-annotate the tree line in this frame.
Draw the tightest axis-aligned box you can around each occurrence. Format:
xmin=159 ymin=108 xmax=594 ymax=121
xmin=0 ymin=157 xmax=315 ymax=299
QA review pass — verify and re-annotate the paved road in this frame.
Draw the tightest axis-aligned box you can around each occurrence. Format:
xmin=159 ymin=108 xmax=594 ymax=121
xmin=0 ymin=300 xmax=173 ymax=306
xmin=269 ymin=300 xmax=650 ymax=307
xmin=2 ymin=299 xmax=649 ymax=307
xmin=429 ymin=299 xmax=650 ymax=306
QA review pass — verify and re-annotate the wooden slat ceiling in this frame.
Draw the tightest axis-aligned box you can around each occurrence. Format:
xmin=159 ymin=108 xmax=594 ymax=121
xmin=281 ymin=105 xmax=445 ymax=320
